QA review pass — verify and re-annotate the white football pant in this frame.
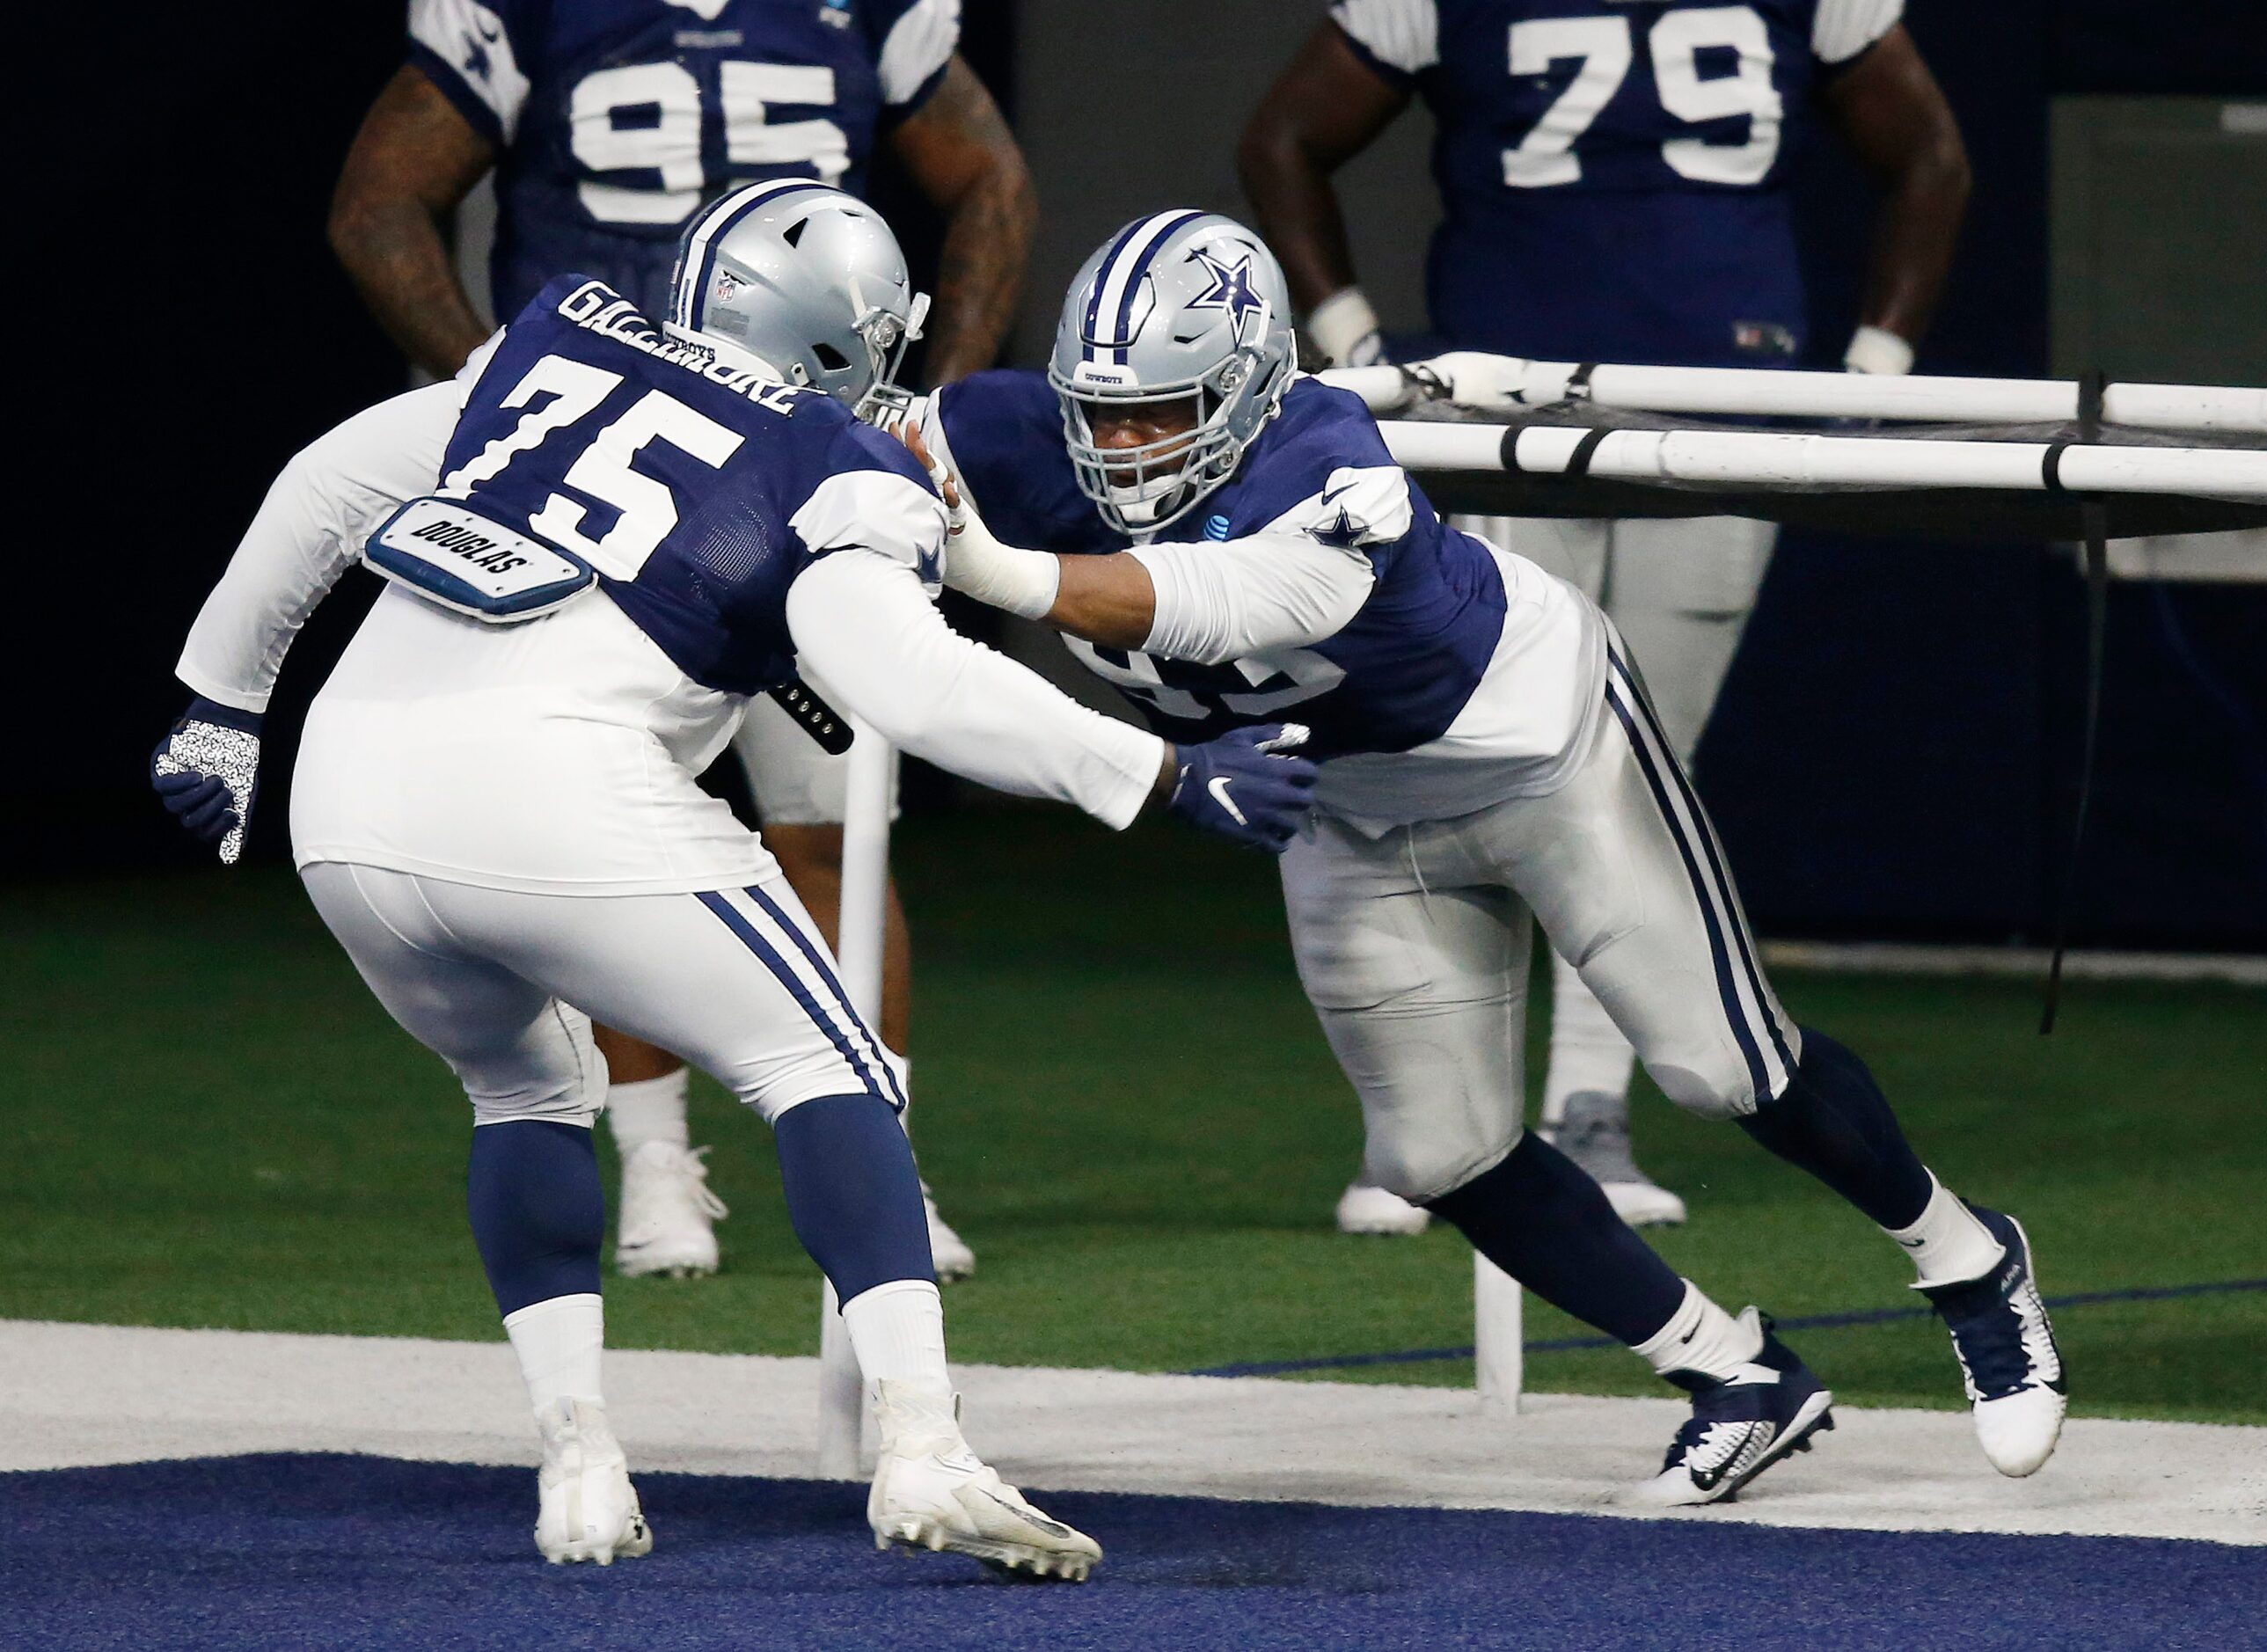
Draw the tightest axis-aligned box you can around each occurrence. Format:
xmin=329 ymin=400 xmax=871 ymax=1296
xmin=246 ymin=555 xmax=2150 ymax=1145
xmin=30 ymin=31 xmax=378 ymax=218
xmin=1282 ymin=631 xmax=1800 ymax=1205
xmin=1454 ymin=513 xmax=1777 ymax=1123
xmin=300 ymin=862 xmax=903 ymax=1126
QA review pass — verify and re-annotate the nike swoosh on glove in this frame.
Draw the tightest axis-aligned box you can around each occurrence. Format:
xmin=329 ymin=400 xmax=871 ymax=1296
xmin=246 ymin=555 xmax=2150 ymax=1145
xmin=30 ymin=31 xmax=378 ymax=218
xmin=1166 ymin=723 xmax=1318 ymax=852
xmin=151 ymin=698 xmax=264 ymax=864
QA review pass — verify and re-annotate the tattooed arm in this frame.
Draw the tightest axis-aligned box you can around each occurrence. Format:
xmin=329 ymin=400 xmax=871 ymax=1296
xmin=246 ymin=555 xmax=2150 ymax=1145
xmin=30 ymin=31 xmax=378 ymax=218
xmin=887 ymin=55 xmax=1037 ymax=384
xmin=329 ymin=66 xmax=497 ymax=379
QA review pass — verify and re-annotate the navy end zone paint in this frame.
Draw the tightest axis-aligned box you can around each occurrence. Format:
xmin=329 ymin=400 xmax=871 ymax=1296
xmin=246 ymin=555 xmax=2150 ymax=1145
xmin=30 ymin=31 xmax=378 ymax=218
xmin=1 ymin=1453 xmax=2253 ymax=1651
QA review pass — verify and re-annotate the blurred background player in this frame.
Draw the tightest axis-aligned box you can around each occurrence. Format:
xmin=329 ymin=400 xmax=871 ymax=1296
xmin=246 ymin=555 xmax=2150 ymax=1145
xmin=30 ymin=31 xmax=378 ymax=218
xmin=329 ymin=0 xmax=1040 ymax=1279
xmin=1239 ymin=0 xmax=1971 ymax=1234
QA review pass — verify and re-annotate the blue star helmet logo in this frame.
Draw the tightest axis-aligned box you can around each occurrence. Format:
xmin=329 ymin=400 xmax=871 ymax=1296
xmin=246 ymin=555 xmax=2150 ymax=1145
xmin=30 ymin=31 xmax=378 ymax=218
xmin=1186 ymin=247 xmax=1267 ymax=330
xmin=1309 ymin=506 xmax=1365 ymax=551
xmin=459 ymin=29 xmax=492 ymax=84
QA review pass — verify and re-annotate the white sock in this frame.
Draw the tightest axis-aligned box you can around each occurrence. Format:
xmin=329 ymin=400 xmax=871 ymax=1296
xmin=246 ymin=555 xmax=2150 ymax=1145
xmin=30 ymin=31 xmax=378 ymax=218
xmin=606 ymin=1069 xmax=691 ymax=1156
xmin=1541 ymin=953 xmax=1638 ymax=1127
xmin=1885 ymin=1173 xmax=2005 ymax=1289
xmin=1633 ymin=1282 xmax=1762 ymax=1382
xmin=841 ymin=1278 xmax=949 ymax=1393
xmin=503 ymin=1292 xmax=605 ymax=1414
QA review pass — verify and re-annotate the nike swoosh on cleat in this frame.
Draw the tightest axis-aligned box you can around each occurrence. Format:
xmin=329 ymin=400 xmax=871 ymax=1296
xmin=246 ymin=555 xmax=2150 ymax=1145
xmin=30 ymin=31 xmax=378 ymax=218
xmin=1207 ymin=776 xmax=1247 ymax=825
xmin=974 ymin=1488 xmax=1072 ymax=1539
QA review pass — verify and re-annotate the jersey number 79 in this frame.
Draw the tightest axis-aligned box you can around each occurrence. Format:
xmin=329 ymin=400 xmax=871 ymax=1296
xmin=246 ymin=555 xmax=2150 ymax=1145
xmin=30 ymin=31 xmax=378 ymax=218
xmin=1503 ymin=4 xmax=1782 ymax=188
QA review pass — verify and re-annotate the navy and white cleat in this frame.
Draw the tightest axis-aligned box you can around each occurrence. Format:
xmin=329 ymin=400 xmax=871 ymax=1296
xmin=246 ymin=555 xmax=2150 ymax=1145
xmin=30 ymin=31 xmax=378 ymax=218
xmin=1625 ymin=1309 xmax=1834 ymax=1507
xmin=1921 ymin=1206 xmax=2066 ymax=1478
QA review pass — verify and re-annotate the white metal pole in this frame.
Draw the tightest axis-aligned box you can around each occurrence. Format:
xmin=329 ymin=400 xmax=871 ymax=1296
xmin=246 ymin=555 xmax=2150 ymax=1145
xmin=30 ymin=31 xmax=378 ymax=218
xmin=1374 ymin=420 xmax=2267 ymax=500
xmin=1474 ymin=1254 xmax=1523 ymax=1416
xmin=815 ymin=713 xmax=897 ymax=1480
xmin=1327 ymin=359 xmax=2267 ymax=433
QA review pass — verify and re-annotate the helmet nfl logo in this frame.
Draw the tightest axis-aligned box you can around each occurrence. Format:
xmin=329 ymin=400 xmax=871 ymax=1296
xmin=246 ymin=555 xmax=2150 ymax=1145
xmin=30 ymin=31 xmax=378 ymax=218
xmin=713 ymin=268 xmax=744 ymax=304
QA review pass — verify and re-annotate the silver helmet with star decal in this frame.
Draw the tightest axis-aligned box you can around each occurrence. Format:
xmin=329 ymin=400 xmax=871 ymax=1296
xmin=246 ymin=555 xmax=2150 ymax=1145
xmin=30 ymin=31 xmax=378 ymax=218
xmin=1049 ymin=211 xmax=1296 ymax=535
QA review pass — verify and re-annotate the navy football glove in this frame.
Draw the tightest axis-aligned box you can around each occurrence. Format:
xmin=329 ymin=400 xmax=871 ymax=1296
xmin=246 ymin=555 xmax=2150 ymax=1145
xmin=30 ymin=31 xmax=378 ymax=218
xmin=152 ymin=697 xmax=264 ymax=865
xmin=1166 ymin=723 xmax=1318 ymax=852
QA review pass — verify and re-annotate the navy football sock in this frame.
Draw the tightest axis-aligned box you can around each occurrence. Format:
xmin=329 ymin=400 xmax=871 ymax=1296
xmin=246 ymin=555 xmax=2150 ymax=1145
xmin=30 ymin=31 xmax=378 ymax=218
xmin=1738 ymin=1026 xmax=1934 ymax=1229
xmin=465 ymin=1119 xmax=604 ymax=1319
xmin=772 ymin=1093 xmax=933 ymax=1302
xmin=1425 ymin=1134 xmax=1687 ymax=1347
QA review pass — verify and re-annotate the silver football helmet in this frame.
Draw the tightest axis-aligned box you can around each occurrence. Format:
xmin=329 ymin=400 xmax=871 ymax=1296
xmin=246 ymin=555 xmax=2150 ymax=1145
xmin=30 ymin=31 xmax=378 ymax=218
xmin=1049 ymin=211 xmax=1296 ymax=535
xmin=666 ymin=179 xmax=929 ymax=420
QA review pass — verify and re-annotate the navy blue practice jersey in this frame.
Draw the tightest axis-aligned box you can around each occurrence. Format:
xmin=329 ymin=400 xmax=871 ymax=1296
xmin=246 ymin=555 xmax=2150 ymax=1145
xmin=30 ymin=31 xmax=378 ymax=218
xmin=409 ymin=0 xmax=958 ymax=319
xmin=1329 ymin=0 xmax=1901 ymax=367
xmin=442 ymin=274 xmax=938 ymax=695
xmin=933 ymin=371 xmax=1509 ymax=760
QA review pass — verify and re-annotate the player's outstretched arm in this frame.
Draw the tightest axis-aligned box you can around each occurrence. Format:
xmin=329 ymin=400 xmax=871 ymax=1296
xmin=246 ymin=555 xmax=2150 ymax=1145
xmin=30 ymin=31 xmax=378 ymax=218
xmin=156 ymin=379 xmax=461 ymax=862
xmin=176 ymin=381 xmax=463 ymax=717
xmin=889 ymin=57 xmax=1038 ymax=385
xmin=1819 ymin=25 xmax=1971 ymax=369
xmin=790 ymin=548 xmax=1316 ymax=852
xmin=330 ymin=66 xmax=499 ymax=380
xmin=1237 ymin=22 xmax=1409 ymax=364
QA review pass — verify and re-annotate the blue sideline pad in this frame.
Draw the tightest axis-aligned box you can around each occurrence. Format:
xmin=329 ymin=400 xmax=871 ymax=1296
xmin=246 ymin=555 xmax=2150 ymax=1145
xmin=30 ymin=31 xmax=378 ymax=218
xmin=2 ymin=1454 xmax=2256 ymax=1651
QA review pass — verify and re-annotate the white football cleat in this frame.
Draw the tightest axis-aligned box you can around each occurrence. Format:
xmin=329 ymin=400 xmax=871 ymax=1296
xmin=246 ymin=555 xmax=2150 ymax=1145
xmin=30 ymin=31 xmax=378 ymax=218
xmin=1551 ymin=1092 xmax=1687 ymax=1227
xmin=614 ymin=1141 xmax=727 ymax=1277
xmin=1921 ymin=1207 xmax=2066 ymax=1477
xmin=867 ymin=1381 xmax=1101 ymax=1582
xmin=923 ymin=1182 xmax=976 ymax=1283
xmin=1335 ymin=1181 xmax=1430 ymax=1236
xmin=534 ymin=1399 xmax=654 ymax=1565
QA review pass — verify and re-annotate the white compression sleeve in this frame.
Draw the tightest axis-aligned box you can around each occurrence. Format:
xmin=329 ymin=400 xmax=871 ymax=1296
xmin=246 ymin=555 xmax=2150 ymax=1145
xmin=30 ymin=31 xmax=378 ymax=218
xmin=1130 ymin=533 xmax=1377 ymax=666
xmin=786 ymin=549 xmax=1166 ymax=829
xmin=177 ymin=380 xmax=464 ymax=712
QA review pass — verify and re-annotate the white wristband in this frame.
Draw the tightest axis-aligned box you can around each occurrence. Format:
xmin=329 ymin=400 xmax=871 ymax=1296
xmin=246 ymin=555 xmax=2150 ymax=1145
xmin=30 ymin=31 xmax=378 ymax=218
xmin=942 ymin=505 xmax=1060 ymax=621
xmin=1306 ymin=287 xmax=1385 ymax=369
xmin=1844 ymin=325 xmax=1915 ymax=376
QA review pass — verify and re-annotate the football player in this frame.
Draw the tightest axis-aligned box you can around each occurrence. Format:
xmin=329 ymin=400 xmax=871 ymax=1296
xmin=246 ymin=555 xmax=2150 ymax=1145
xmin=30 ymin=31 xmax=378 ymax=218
xmin=152 ymin=183 xmax=1314 ymax=1568
xmin=1239 ymin=0 xmax=1970 ymax=1232
xmin=330 ymin=0 xmax=1042 ymax=1280
xmin=909 ymin=213 xmax=2063 ymax=1504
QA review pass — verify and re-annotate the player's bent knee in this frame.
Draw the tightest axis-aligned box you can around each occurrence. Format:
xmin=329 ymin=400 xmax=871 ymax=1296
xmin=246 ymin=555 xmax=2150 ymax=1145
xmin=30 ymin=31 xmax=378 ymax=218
xmin=469 ymin=1088 xmax=602 ymax=1129
xmin=1367 ymin=1122 xmax=1525 ymax=1205
xmin=464 ymin=1009 xmax=607 ymax=1128
xmin=1649 ymin=1059 xmax=1758 ymax=1122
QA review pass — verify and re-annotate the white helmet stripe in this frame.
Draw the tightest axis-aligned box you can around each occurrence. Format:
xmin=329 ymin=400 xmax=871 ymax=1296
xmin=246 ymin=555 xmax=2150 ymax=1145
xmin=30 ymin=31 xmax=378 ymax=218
xmin=1085 ymin=210 xmax=1204 ymax=366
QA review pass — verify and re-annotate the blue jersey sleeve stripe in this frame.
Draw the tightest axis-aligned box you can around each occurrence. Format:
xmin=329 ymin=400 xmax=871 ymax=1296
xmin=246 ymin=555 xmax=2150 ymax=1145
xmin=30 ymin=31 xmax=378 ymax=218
xmin=876 ymin=60 xmax=950 ymax=129
xmin=1330 ymin=18 xmax=1418 ymax=90
xmin=407 ymin=40 xmax=505 ymax=148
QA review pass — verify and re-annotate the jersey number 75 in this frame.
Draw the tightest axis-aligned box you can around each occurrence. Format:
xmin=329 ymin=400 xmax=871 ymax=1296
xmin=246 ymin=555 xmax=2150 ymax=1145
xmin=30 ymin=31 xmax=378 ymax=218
xmin=445 ymin=352 xmax=744 ymax=580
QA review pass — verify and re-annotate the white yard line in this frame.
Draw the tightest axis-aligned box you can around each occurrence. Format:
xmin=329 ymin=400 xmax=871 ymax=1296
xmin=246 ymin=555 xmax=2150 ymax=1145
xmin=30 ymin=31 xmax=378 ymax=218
xmin=5 ymin=1319 xmax=2261 ymax=1546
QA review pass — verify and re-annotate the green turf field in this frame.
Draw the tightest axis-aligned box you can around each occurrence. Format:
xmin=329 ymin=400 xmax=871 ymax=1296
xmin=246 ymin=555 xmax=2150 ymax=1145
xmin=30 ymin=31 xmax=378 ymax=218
xmin=5 ymin=813 xmax=2262 ymax=1425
